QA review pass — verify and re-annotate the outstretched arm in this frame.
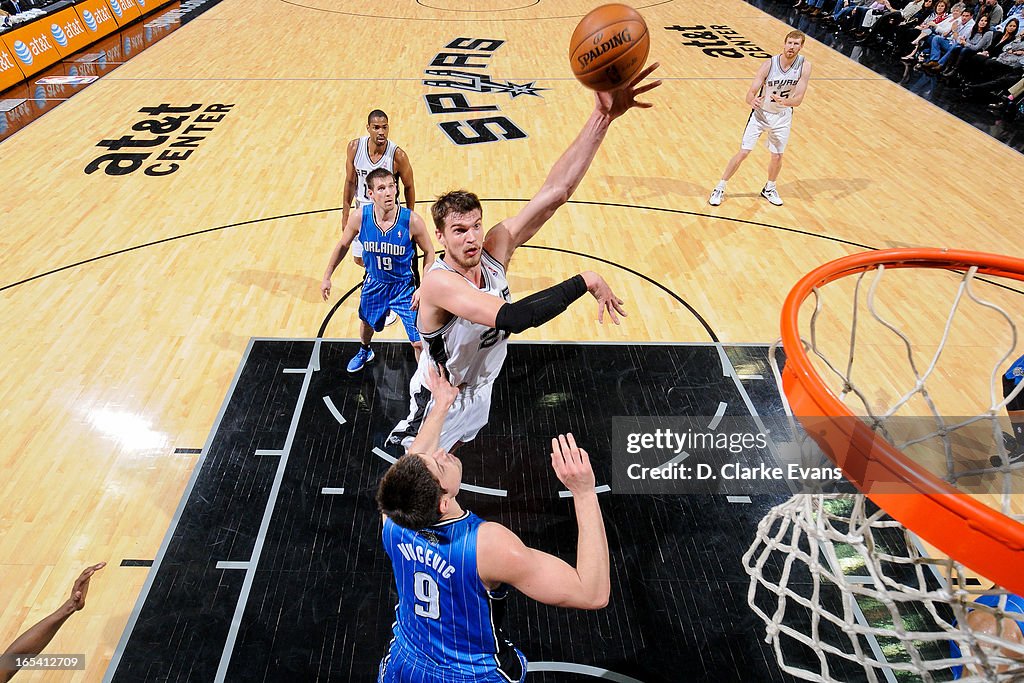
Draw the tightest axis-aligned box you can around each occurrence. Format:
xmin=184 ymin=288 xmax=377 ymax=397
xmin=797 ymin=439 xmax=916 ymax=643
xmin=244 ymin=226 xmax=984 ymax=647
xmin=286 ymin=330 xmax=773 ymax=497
xmin=484 ymin=64 xmax=662 ymax=270
xmin=477 ymin=434 xmax=609 ymax=609
xmin=421 ymin=269 xmax=626 ymax=330
xmin=1 ymin=563 xmax=106 ymax=683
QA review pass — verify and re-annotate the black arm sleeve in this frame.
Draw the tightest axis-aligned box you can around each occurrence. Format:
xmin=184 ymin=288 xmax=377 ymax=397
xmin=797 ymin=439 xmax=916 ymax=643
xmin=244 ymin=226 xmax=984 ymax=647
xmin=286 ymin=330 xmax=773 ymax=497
xmin=493 ymin=274 xmax=588 ymax=334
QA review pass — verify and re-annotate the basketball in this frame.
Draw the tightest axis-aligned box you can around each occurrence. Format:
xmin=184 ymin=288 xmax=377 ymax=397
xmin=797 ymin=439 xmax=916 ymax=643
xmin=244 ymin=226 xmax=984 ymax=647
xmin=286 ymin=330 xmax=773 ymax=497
xmin=569 ymin=4 xmax=650 ymax=91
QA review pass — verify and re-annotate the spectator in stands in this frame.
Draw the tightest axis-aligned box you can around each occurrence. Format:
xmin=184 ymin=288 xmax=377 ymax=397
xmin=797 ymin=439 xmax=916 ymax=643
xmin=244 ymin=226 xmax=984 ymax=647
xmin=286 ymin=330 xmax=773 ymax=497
xmin=997 ymin=0 xmax=1024 ymax=30
xmin=961 ymin=33 xmax=1024 ymax=99
xmin=979 ymin=0 xmax=1004 ymax=25
xmin=845 ymin=0 xmax=897 ymax=36
xmin=832 ymin=0 xmax=874 ymax=28
xmin=953 ymin=15 xmax=1020 ymax=80
xmin=0 ymin=0 xmax=30 ymax=15
xmin=0 ymin=563 xmax=105 ymax=682
xmin=901 ymin=0 xmax=952 ymax=60
xmin=872 ymin=0 xmax=934 ymax=49
xmin=922 ymin=7 xmax=980 ymax=70
xmin=802 ymin=0 xmax=840 ymax=21
xmin=936 ymin=13 xmax=994 ymax=73
xmin=986 ymin=71 xmax=1024 ymax=115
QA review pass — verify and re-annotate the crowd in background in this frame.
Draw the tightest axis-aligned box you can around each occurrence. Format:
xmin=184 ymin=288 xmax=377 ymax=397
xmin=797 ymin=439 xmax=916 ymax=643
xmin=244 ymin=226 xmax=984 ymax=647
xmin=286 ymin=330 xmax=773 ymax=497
xmin=0 ymin=0 xmax=47 ymax=30
xmin=780 ymin=0 xmax=1024 ymax=118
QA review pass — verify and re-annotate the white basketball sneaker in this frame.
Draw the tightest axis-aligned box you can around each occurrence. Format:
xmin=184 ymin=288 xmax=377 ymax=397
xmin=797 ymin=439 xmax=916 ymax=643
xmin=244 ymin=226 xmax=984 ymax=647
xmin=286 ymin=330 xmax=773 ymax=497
xmin=760 ymin=186 xmax=784 ymax=206
xmin=708 ymin=187 xmax=724 ymax=206
xmin=385 ymin=310 xmax=398 ymax=326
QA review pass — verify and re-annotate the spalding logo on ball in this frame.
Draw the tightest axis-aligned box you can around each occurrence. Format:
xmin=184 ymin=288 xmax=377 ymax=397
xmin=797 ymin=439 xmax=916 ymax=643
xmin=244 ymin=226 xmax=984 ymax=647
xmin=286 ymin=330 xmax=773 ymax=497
xmin=569 ymin=4 xmax=650 ymax=91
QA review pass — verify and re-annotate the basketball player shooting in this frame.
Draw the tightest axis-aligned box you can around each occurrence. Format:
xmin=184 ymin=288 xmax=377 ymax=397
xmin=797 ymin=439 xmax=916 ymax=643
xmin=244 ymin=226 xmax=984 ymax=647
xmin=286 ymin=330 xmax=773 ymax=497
xmin=709 ymin=31 xmax=812 ymax=207
xmin=388 ymin=63 xmax=662 ymax=453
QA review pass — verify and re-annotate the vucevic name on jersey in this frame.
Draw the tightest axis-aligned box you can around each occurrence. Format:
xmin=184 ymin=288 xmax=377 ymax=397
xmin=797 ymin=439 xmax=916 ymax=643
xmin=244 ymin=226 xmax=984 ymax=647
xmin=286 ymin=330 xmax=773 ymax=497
xmin=759 ymin=54 xmax=803 ymax=115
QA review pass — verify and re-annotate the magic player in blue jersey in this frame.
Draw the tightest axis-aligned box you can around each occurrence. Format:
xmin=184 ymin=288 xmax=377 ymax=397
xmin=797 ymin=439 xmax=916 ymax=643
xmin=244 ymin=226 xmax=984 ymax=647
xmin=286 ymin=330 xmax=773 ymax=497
xmin=376 ymin=366 xmax=609 ymax=682
xmin=321 ymin=168 xmax=436 ymax=372
xmin=990 ymin=352 xmax=1024 ymax=467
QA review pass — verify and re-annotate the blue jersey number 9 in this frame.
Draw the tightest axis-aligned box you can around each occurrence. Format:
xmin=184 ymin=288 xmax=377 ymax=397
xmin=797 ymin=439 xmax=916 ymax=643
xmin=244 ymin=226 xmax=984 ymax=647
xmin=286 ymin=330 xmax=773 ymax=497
xmin=413 ymin=572 xmax=440 ymax=620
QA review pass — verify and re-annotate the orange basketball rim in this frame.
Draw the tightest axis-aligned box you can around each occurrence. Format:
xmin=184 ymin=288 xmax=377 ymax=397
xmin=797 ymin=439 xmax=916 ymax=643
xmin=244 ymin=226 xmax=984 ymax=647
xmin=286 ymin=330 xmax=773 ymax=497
xmin=780 ymin=248 xmax=1024 ymax=595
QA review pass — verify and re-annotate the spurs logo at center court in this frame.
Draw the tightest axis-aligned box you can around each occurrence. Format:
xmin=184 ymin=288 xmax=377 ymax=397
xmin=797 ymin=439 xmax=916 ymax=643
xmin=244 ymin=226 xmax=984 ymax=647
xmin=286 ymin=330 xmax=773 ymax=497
xmin=423 ymin=69 xmax=544 ymax=99
xmin=423 ymin=38 xmax=545 ymax=146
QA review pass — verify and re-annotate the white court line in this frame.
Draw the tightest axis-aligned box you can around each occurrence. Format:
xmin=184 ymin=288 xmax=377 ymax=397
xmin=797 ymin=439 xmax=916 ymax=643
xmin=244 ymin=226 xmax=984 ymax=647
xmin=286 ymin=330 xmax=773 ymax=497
xmin=215 ymin=338 xmax=322 ymax=682
xmin=103 ymin=338 xmax=257 ymax=683
xmin=715 ymin=343 xmax=787 ymax=490
xmin=726 ymin=496 xmax=752 ymax=503
xmin=650 ymin=406 xmax=728 ymax=472
xmin=737 ymin=374 xmax=763 ymax=381
xmin=320 ymin=487 xmax=345 ymax=495
xmin=282 ymin=368 xmax=307 ymax=374
xmin=766 ymin=347 xmax=898 ymax=683
xmin=254 ymin=449 xmax=283 ymax=456
xmin=372 ymin=446 xmax=397 ymax=464
xmin=372 ymin=447 xmax=508 ymax=497
xmin=322 ymin=396 xmax=347 ymax=425
xmin=707 ymin=401 xmax=728 ymax=430
xmin=559 ymin=485 xmax=611 ymax=498
xmin=528 ymin=661 xmax=645 ymax=683
xmin=215 ymin=561 xmax=250 ymax=570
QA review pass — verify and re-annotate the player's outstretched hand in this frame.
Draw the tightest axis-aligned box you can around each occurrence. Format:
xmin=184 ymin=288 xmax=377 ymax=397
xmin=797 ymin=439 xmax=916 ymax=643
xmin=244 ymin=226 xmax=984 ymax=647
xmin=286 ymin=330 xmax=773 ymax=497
xmin=424 ymin=362 xmax=460 ymax=408
xmin=66 ymin=562 xmax=106 ymax=613
xmin=581 ymin=271 xmax=626 ymax=325
xmin=595 ymin=62 xmax=661 ymax=121
xmin=320 ymin=277 xmax=332 ymax=301
xmin=550 ymin=433 xmax=596 ymax=495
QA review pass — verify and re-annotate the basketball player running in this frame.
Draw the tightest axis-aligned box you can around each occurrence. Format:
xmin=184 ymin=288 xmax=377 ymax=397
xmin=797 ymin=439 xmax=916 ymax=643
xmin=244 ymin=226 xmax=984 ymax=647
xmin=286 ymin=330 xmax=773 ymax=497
xmin=708 ymin=31 xmax=812 ymax=207
xmin=345 ymin=109 xmax=416 ymax=325
xmin=387 ymin=63 xmax=662 ymax=452
xmin=376 ymin=366 xmax=608 ymax=682
xmin=321 ymin=168 xmax=435 ymax=372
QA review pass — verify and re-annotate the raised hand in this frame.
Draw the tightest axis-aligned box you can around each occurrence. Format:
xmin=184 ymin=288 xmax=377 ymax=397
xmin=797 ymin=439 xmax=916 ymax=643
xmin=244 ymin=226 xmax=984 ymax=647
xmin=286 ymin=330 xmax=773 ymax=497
xmin=423 ymin=362 xmax=460 ymax=408
xmin=550 ymin=433 xmax=596 ymax=495
xmin=595 ymin=62 xmax=662 ymax=121
xmin=67 ymin=562 xmax=106 ymax=613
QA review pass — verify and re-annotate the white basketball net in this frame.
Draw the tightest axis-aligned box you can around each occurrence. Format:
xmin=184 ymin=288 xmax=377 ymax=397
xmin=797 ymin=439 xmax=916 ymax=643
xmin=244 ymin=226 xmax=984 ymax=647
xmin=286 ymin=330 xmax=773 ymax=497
xmin=744 ymin=262 xmax=1024 ymax=682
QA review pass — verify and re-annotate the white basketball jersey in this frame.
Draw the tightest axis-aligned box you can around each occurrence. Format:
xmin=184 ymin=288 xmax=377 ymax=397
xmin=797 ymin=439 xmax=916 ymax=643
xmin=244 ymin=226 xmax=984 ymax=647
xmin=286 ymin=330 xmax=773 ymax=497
xmin=353 ymin=135 xmax=397 ymax=207
xmin=758 ymin=54 xmax=804 ymax=115
xmin=419 ymin=251 xmax=512 ymax=387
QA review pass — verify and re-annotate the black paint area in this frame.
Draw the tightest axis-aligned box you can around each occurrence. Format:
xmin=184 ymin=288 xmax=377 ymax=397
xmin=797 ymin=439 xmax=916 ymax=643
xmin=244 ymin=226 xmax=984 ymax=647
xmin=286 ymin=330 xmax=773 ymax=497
xmin=109 ymin=340 xmax=879 ymax=682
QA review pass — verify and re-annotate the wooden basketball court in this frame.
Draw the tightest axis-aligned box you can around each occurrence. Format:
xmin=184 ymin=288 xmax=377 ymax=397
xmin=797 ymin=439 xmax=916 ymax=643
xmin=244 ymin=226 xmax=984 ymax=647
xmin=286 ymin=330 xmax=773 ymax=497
xmin=1 ymin=0 xmax=1022 ymax=680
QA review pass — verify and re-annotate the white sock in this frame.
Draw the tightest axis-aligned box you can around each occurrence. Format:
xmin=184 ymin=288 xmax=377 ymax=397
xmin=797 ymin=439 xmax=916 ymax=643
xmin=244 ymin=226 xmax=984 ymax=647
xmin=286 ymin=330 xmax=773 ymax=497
xmin=765 ymin=181 xmax=777 ymax=190
xmin=716 ymin=180 xmax=727 ymax=190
